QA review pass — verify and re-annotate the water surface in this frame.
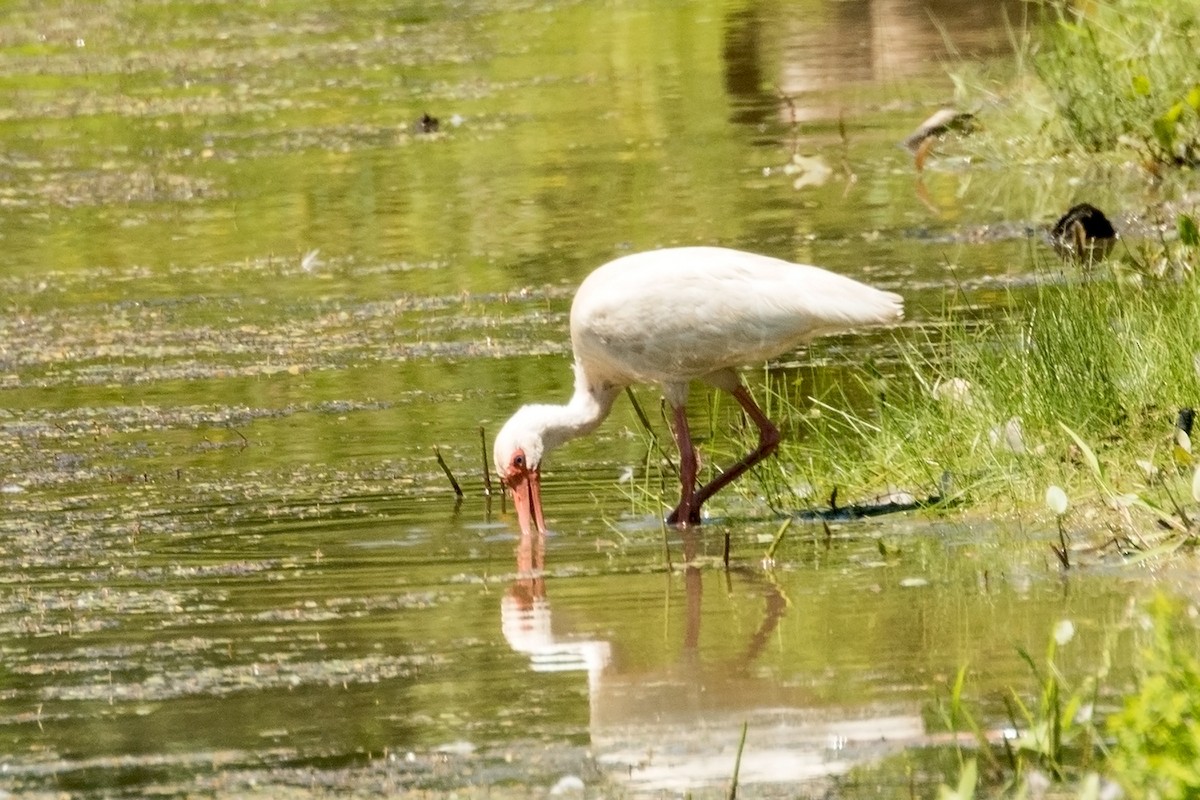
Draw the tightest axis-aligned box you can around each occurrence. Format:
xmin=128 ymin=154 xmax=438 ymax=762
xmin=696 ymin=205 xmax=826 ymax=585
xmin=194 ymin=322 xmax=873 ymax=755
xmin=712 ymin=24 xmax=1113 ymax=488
xmin=0 ymin=1 xmax=1155 ymax=796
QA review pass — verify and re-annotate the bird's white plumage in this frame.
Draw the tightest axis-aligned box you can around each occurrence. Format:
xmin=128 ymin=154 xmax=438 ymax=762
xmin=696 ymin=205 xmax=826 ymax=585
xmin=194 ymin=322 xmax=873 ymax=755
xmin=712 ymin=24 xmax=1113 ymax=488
xmin=570 ymin=247 xmax=902 ymax=390
xmin=493 ymin=246 xmax=903 ymax=529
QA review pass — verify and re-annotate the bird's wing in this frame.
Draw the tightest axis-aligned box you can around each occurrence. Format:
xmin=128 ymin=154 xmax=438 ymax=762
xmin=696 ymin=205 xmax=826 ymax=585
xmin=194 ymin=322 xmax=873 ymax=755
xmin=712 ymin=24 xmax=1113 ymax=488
xmin=570 ymin=248 xmax=901 ymax=384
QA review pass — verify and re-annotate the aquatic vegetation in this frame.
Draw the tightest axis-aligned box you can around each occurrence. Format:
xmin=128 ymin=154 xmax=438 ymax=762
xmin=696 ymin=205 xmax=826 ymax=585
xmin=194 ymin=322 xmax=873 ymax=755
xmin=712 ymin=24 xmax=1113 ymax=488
xmin=601 ymin=233 xmax=1199 ymax=576
xmin=1107 ymin=595 xmax=1200 ymax=799
xmin=5 ymin=0 xmax=1199 ymax=797
xmin=625 ymin=241 xmax=1200 ymax=554
xmin=936 ymin=758 xmax=977 ymax=800
xmin=1031 ymin=0 xmax=1200 ymax=167
xmin=1045 ymin=484 xmax=1070 ymax=568
xmin=929 ymin=618 xmax=1107 ymax=795
xmin=951 ymin=0 xmax=1200 ymax=169
xmin=727 ymin=233 xmax=1199 ymax=543
xmin=921 ymin=597 xmax=1200 ymax=798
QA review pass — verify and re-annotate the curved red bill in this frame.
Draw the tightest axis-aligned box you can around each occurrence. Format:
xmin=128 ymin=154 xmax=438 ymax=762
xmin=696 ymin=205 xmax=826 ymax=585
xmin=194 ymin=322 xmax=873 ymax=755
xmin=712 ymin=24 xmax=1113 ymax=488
xmin=509 ymin=467 xmax=545 ymax=537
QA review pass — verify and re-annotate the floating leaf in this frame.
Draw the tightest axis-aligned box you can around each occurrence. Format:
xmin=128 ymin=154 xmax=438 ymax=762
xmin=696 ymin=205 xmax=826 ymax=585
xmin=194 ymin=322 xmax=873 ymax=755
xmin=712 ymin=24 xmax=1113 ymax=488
xmin=300 ymin=248 xmax=322 ymax=272
xmin=1046 ymin=485 xmax=1069 ymax=516
xmin=785 ymin=153 xmax=832 ymax=190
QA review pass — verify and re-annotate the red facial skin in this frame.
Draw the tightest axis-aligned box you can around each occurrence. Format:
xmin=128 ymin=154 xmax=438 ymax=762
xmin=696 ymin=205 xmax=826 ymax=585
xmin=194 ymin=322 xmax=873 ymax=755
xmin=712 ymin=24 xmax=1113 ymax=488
xmin=503 ymin=449 xmax=545 ymax=537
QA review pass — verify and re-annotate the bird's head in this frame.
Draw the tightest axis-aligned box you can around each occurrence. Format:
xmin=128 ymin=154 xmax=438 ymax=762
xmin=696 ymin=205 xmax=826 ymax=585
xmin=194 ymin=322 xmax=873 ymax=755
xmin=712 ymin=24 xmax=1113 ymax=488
xmin=493 ymin=406 xmax=549 ymax=538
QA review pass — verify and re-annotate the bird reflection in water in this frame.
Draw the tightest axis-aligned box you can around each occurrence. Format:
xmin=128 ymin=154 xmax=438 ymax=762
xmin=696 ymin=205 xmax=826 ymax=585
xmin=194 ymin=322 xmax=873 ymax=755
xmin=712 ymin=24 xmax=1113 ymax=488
xmin=499 ymin=528 xmax=924 ymax=793
xmin=501 ymin=527 xmax=610 ymax=687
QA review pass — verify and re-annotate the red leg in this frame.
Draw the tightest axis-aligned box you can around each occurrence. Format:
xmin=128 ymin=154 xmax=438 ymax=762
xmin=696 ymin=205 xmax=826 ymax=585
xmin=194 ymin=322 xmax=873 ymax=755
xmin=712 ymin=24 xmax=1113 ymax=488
xmin=690 ymin=385 xmax=780 ymax=516
xmin=666 ymin=403 xmax=700 ymax=526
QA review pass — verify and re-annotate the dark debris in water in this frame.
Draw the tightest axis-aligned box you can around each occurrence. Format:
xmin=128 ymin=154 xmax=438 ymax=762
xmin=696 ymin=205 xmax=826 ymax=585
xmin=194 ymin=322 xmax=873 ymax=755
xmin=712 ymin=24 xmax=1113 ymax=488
xmin=4 ymin=741 xmax=609 ymax=800
xmin=3 ymin=400 xmax=391 ymax=438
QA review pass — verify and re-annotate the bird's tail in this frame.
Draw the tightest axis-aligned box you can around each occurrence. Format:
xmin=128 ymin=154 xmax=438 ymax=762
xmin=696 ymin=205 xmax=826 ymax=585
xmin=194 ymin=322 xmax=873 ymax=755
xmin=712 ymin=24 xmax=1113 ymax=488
xmin=806 ymin=275 xmax=904 ymax=335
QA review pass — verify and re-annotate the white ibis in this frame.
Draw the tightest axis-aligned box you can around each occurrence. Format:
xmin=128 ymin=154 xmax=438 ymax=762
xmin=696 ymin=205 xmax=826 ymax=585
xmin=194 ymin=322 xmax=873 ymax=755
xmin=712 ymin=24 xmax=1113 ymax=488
xmin=493 ymin=246 xmax=903 ymax=535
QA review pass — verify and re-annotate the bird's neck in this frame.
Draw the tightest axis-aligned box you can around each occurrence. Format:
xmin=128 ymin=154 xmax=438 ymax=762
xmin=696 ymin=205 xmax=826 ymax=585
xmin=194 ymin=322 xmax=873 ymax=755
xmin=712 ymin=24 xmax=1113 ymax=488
xmin=538 ymin=363 xmax=622 ymax=453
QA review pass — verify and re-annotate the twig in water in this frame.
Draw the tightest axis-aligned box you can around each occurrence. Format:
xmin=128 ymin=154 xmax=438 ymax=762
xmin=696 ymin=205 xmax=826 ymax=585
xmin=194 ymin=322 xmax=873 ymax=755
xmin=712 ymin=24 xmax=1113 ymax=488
xmin=728 ymin=721 xmax=748 ymax=800
xmin=1053 ymin=518 xmax=1071 ymax=570
xmin=764 ymin=517 xmax=793 ymax=564
xmin=479 ymin=426 xmax=493 ymax=496
xmin=662 ymin=523 xmax=673 ymax=572
xmin=775 ymin=86 xmax=800 ymax=156
xmin=776 ymin=86 xmax=798 ymax=127
xmin=434 ymin=446 xmax=464 ymax=498
xmin=660 ymin=468 xmax=673 ymax=572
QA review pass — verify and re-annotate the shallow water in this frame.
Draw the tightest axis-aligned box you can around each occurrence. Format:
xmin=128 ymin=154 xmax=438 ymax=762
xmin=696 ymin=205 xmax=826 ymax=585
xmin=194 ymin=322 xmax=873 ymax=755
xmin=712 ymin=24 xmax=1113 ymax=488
xmin=0 ymin=1 xmax=1160 ymax=797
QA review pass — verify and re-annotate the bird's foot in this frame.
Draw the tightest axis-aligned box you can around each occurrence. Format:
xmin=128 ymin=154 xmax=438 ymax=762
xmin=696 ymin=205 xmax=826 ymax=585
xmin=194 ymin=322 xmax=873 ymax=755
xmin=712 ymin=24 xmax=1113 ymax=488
xmin=665 ymin=506 xmax=703 ymax=528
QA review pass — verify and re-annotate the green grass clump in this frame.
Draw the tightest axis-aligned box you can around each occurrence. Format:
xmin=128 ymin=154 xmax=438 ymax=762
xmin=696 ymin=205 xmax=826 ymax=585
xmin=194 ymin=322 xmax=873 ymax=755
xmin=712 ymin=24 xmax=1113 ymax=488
xmin=731 ymin=252 xmax=1200 ymax=536
xmin=1033 ymin=0 xmax=1200 ymax=165
xmin=955 ymin=0 xmax=1200 ymax=168
xmin=916 ymin=596 xmax=1200 ymax=799
xmin=627 ymin=242 xmax=1200 ymax=540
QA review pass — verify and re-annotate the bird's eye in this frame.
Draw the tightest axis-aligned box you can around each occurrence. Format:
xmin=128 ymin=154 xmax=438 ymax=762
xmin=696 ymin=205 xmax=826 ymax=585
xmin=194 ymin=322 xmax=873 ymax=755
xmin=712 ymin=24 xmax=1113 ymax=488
xmin=512 ymin=454 xmax=525 ymax=469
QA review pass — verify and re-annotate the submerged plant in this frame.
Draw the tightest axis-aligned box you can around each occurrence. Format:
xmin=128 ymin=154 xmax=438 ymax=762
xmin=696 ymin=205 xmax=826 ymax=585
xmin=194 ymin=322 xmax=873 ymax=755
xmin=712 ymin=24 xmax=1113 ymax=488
xmin=1006 ymin=618 xmax=1107 ymax=782
xmin=931 ymin=618 xmax=1113 ymax=797
xmin=1107 ymin=595 xmax=1200 ymax=799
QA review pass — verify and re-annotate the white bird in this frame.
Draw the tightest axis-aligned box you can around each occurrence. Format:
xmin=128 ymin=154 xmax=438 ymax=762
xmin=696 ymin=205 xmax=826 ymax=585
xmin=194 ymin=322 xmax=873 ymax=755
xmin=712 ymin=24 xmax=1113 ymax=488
xmin=493 ymin=246 xmax=903 ymax=536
